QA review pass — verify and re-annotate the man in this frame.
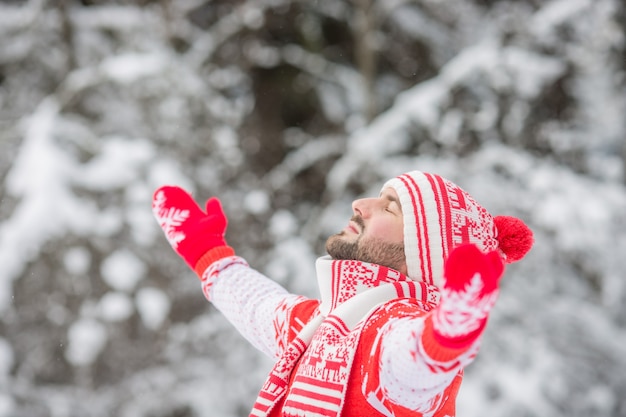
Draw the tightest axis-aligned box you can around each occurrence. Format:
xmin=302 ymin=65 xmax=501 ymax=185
xmin=152 ymin=170 xmax=533 ymax=417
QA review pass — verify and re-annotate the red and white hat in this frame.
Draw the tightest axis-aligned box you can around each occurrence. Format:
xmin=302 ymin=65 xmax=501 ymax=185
xmin=383 ymin=171 xmax=533 ymax=286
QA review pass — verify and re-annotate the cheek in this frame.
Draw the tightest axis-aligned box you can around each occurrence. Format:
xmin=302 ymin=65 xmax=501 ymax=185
xmin=364 ymin=220 xmax=404 ymax=245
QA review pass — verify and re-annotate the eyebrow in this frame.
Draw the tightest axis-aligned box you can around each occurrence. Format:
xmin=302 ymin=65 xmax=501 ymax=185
xmin=384 ymin=193 xmax=399 ymax=203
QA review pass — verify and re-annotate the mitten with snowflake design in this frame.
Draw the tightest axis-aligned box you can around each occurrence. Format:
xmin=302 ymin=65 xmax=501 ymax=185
xmin=422 ymin=244 xmax=504 ymax=362
xmin=152 ymin=186 xmax=235 ymax=276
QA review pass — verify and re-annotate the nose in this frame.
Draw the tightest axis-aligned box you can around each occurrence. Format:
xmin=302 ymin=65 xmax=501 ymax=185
xmin=352 ymin=197 xmax=377 ymax=218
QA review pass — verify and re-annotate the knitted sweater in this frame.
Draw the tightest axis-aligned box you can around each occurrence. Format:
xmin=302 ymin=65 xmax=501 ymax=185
xmin=200 ymin=255 xmax=481 ymax=417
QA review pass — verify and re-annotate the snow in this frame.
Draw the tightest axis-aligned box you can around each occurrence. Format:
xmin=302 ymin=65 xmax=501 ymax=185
xmin=503 ymin=47 xmax=566 ymax=98
xmin=0 ymin=338 xmax=14 ymax=381
xmin=100 ymin=53 xmax=168 ymax=84
xmin=530 ymin=0 xmax=592 ymax=40
xmin=63 ymin=246 xmax=92 ymax=275
xmin=1 ymin=0 xmax=625 ymax=416
xmin=98 ymin=291 xmax=134 ymax=322
xmin=0 ymin=99 xmax=93 ymax=312
xmin=147 ymin=158 xmax=195 ymax=192
xmin=244 ymin=189 xmax=270 ymax=215
xmin=65 ymin=318 xmax=108 ymax=367
xmin=136 ymin=287 xmax=171 ymax=330
xmin=100 ymin=249 xmax=146 ymax=292
xmin=269 ymin=209 xmax=298 ymax=239
xmin=326 ymin=36 xmax=566 ymax=196
xmin=0 ymin=395 xmax=15 ymax=417
xmin=75 ymin=136 xmax=155 ymax=190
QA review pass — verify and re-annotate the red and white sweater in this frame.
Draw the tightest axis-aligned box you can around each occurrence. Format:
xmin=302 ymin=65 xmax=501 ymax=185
xmin=200 ymin=255 xmax=481 ymax=417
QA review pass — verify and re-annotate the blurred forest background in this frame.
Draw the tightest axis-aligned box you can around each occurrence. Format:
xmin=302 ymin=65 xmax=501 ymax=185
xmin=1 ymin=0 xmax=626 ymax=416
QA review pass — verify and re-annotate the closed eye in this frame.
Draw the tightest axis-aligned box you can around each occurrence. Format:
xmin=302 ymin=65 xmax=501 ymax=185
xmin=385 ymin=203 xmax=400 ymax=215
xmin=380 ymin=188 xmax=402 ymax=215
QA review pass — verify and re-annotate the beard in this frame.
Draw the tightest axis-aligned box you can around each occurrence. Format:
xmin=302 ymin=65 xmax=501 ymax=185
xmin=325 ymin=226 xmax=406 ymax=273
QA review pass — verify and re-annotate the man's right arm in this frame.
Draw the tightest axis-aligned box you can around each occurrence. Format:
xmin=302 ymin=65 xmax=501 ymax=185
xmin=200 ymin=256 xmax=319 ymax=359
xmin=152 ymin=185 xmax=320 ymax=359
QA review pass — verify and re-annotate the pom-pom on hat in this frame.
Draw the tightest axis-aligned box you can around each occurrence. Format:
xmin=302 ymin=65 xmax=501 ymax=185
xmin=383 ymin=171 xmax=533 ymax=287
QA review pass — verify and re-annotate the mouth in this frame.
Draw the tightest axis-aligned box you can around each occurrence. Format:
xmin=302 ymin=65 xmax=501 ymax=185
xmin=345 ymin=221 xmax=360 ymax=235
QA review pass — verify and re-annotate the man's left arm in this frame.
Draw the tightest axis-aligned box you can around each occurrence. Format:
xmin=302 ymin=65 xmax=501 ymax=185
xmin=377 ymin=244 xmax=505 ymax=412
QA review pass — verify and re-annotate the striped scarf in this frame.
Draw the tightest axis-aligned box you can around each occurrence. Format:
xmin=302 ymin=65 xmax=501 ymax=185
xmin=251 ymin=256 xmax=440 ymax=417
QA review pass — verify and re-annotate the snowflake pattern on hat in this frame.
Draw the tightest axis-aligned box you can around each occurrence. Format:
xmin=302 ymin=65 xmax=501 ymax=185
xmin=384 ymin=171 xmax=500 ymax=287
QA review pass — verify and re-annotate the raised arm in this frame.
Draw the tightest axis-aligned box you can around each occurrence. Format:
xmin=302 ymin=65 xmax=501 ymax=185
xmin=377 ymin=244 xmax=505 ymax=413
xmin=152 ymin=186 xmax=318 ymax=359
xmin=201 ymin=256 xmax=318 ymax=358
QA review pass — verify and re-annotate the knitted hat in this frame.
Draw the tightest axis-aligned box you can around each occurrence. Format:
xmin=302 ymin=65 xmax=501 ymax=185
xmin=383 ymin=171 xmax=533 ymax=287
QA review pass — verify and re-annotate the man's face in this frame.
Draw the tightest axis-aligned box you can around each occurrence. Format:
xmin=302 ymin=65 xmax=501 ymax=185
xmin=325 ymin=187 xmax=407 ymax=274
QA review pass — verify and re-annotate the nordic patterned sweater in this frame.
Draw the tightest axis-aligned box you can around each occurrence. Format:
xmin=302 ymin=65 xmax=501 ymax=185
xmin=200 ymin=255 xmax=481 ymax=417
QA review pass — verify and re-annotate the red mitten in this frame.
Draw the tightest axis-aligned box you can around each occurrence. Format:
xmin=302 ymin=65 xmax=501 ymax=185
xmin=422 ymin=244 xmax=504 ymax=361
xmin=152 ymin=186 xmax=235 ymax=276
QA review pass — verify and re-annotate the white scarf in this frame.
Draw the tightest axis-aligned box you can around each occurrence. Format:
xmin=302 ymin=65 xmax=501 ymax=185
xmin=250 ymin=257 xmax=440 ymax=417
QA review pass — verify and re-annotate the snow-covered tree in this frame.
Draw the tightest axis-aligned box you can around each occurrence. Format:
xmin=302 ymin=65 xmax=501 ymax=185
xmin=0 ymin=0 xmax=624 ymax=416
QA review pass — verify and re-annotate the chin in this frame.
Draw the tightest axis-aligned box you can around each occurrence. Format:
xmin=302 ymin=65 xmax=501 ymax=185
xmin=325 ymin=233 xmax=359 ymax=261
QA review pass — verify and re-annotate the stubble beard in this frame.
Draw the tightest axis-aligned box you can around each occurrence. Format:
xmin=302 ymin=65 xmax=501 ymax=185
xmin=325 ymin=218 xmax=406 ymax=273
